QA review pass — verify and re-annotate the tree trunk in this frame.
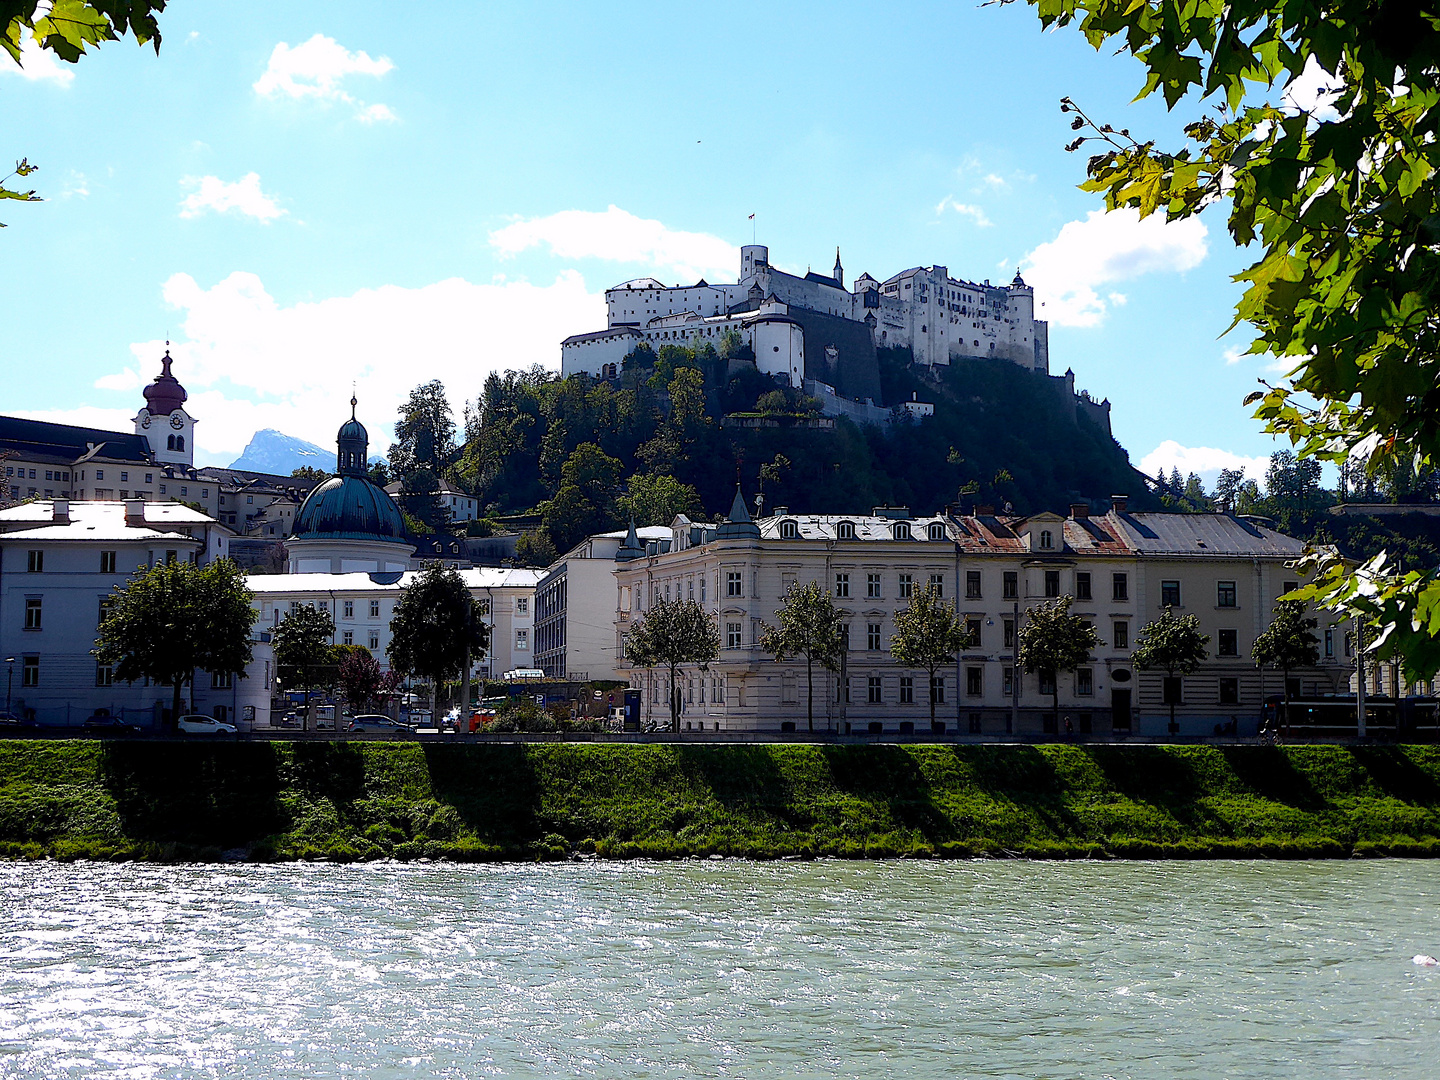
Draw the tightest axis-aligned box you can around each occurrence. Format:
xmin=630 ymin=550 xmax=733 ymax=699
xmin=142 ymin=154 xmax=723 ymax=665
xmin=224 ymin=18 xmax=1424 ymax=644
xmin=1053 ymin=687 xmax=1059 ymax=733
xmin=931 ymin=668 xmax=938 ymax=727
xmin=669 ymin=663 xmax=679 ymax=732
xmin=806 ymin=656 xmax=814 ymax=732
xmin=171 ymin=678 xmax=183 ymax=733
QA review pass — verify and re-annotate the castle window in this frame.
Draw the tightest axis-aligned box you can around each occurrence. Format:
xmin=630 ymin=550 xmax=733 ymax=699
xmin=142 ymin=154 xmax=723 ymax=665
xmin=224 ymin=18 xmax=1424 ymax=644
xmin=176 ymin=436 xmax=184 ymax=451
xmin=779 ymin=520 xmax=797 ymax=539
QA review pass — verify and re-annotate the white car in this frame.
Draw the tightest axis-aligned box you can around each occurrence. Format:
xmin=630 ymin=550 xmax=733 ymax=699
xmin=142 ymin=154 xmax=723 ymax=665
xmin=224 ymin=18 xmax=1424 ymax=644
xmin=176 ymin=714 xmax=237 ymax=735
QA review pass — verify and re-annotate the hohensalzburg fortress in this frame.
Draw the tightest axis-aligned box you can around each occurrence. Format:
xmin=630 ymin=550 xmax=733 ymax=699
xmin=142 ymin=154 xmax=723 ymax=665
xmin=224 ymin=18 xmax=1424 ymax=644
xmin=561 ymin=244 xmax=1049 ymax=385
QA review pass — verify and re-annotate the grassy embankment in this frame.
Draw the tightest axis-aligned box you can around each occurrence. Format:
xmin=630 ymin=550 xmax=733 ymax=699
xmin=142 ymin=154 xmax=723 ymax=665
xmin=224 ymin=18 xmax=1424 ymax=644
xmin=2 ymin=741 xmax=1440 ymax=862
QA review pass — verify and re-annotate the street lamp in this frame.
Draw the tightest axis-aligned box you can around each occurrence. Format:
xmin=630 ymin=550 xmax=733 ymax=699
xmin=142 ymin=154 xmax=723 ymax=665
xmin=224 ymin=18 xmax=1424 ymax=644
xmin=4 ymin=658 xmax=14 ymax=718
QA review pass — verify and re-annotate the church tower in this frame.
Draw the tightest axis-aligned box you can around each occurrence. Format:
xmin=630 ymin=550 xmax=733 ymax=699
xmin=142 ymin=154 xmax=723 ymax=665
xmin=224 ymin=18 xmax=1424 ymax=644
xmin=832 ymin=248 xmax=844 ymax=290
xmin=133 ymin=348 xmax=195 ymax=467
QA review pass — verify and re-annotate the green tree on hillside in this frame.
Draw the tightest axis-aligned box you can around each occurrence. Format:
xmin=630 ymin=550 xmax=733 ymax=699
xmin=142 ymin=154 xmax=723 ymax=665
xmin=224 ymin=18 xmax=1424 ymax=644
xmin=95 ymin=558 xmax=256 ymax=727
xmin=390 ymin=380 xmax=457 ymax=481
xmin=388 ymin=564 xmax=489 ymax=716
xmin=617 ymin=473 xmax=702 ymax=527
xmin=1017 ymin=595 xmax=1099 ymax=728
xmin=272 ymin=603 xmax=335 ymax=730
xmin=515 ymin=529 xmax=558 ymax=566
xmin=761 ymin=581 xmax=845 ymax=732
xmin=889 ymin=585 xmax=970 ymax=729
xmin=623 ymin=597 xmax=719 ymax=732
xmin=542 ymin=443 xmax=623 ymax=552
xmin=1032 ymin=0 xmax=1440 ymax=676
xmin=1132 ymin=609 xmax=1210 ymax=735
xmin=1252 ymin=600 xmax=1321 ymax=702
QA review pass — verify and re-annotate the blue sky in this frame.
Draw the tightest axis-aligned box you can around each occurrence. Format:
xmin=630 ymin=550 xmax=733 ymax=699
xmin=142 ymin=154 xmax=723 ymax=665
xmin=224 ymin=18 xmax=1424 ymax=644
xmin=2 ymin=1 xmax=1292 ymax=482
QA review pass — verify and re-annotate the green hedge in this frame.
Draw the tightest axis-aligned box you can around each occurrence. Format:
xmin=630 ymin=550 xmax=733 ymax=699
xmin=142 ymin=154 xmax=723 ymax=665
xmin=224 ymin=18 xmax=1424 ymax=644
xmin=1 ymin=741 xmax=1439 ymax=862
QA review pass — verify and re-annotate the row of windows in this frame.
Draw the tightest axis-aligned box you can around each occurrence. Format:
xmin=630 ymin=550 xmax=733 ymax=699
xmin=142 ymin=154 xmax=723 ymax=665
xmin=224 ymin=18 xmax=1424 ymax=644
xmin=832 ymin=572 xmax=948 ymax=600
xmin=777 ymin=520 xmax=948 ymax=542
xmin=24 ymin=550 xmax=120 ymax=574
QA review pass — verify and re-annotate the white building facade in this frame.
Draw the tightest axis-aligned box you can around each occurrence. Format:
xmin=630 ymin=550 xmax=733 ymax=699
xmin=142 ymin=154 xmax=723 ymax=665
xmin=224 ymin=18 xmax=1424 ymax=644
xmin=560 ymin=244 xmax=1049 ymax=378
xmin=612 ymin=497 xmax=1348 ymax=736
xmin=0 ymin=499 xmax=268 ymax=729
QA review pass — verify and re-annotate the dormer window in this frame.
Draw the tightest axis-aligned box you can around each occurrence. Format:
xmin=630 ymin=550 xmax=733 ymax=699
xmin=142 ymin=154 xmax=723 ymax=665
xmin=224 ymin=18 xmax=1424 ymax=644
xmin=780 ymin=519 xmax=798 ymax=539
xmin=836 ymin=521 xmax=855 ymax=540
xmin=892 ymin=522 xmax=912 ymax=541
xmin=1040 ymin=530 xmax=1053 ymax=549
xmin=928 ymin=523 xmax=945 ymax=541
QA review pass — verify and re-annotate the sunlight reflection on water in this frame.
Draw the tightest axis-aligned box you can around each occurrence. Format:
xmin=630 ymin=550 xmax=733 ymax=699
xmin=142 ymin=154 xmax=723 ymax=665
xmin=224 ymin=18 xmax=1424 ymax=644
xmin=0 ymin=859 xmax=1437 ymax=1078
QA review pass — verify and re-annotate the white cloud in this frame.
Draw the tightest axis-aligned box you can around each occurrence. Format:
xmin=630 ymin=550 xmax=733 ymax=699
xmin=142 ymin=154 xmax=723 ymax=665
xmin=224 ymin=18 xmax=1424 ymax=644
xmin=489 ymin=206 xmax=737 ymax=284
xmin=1283 ymin=55 xmax=1342 ymax=122
xmin=93 ymin=367 xmax=143 ymax=391
xmin=1223 ymin=346 xmax=1245 ymax=366
xmin=76 ymin=269 xmax=604 ymax=463
xmin=934 ymin=198 xmax=993 ymax=227
xmin=253 ymin=34 xmax=395 ymax=121
xmin=1 ymin=34 xmax=75 ymax=85
xmin=357 ymin=102 xmax=396 ymax=124
xmin=1019 ymin=207 xmax=1209 ymax=327
xmin=179 ymin=173 xmax=286 ymax=222
xmin=1140 ymin=440 xmax=1270 ymax=486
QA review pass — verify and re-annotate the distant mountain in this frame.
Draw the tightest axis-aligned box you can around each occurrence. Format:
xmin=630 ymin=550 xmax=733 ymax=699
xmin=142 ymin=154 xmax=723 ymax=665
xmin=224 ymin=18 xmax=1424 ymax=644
xmin=228 ymin=429 xmax=330 ymax=475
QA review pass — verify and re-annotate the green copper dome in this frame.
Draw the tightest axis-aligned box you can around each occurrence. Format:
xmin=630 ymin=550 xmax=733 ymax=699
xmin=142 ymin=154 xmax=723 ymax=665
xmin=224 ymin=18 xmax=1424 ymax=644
xmin=293 ymin=474 xmax=406 ymax=541
xmin=292 ymin=392 xmax=404 ymax=541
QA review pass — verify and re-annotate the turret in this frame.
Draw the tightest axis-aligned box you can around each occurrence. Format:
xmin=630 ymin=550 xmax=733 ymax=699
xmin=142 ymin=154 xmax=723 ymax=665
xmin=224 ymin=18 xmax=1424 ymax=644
xmin=133 ymin=347 xmax=195 ymax=467
xmin=832 ymin=247 xmax=844 ymax=290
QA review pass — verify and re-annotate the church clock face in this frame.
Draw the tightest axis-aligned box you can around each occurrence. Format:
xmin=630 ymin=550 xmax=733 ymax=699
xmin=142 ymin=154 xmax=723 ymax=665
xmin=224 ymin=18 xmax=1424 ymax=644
xmin=170 ymin=414 xmax=184 ymax=430
xmin=140 ymin=415 xmax=151 ymax=428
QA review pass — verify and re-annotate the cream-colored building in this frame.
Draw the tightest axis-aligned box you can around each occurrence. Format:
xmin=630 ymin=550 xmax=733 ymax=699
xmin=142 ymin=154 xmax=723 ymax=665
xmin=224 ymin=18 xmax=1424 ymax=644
xmin=612 ymin=494 xmax=1347 ymax=736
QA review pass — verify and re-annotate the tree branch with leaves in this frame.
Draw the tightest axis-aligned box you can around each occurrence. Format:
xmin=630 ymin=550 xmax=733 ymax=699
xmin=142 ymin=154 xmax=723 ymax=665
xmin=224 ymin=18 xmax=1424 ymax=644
xmin=623 ymin=596 xmax=719 ymax=732
xmin=889 ymin=584 xmax=969 ymax=728
xmin=761 ymin=580 xmax=845 ymax=732
xmin=1016 ymin=594 xmax=1099 ymax=728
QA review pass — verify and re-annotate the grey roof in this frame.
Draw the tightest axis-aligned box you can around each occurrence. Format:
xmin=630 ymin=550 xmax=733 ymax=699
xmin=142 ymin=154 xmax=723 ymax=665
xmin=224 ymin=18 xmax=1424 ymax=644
xmin=759 ymin=514 xmax=948 ymax=541
xmin=561 ymin=326 xmax=643 ymax=345
xmin=1110 ymin=512 xmax=1307 ymax=557
xmin=0 ymin=415 xmax=154 ymax=465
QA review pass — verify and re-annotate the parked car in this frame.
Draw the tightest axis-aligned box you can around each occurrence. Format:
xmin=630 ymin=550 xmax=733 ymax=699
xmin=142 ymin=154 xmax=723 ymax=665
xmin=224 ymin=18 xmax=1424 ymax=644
xmin=176 ymin=714 xmax=237 ymax=735
xmin=348 ymin=714 xmax=410 ymax=733
xmin=83 ymin=713 xmax=142 ymax=735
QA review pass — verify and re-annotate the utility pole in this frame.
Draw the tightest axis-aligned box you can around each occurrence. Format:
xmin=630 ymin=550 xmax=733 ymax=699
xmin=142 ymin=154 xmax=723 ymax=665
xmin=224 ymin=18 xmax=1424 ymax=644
xmin=1355 ymin=614 xmax=1367 ymax=739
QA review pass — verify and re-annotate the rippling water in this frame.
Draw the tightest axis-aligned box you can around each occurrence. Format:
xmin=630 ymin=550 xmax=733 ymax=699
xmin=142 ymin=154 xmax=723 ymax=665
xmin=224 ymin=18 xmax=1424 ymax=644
xmin=0 ymin=859 xmax=1437 ymax=1078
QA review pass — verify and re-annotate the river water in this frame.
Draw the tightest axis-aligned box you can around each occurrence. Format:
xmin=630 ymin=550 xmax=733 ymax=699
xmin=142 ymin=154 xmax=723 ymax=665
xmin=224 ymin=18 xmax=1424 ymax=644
xmin=0 ymin=860 xmax=1437 ymax=1079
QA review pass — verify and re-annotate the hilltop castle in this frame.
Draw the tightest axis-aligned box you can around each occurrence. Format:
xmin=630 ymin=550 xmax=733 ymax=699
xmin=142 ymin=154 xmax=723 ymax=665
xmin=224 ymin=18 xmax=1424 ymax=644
xmin=559 ymin=243 xmax=1108 ymax=430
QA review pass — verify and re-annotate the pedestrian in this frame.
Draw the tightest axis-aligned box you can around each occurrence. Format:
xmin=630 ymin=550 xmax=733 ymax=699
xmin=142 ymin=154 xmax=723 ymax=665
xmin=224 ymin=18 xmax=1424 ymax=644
xmin=1064 ymin=715 xmax=1073 ymax=738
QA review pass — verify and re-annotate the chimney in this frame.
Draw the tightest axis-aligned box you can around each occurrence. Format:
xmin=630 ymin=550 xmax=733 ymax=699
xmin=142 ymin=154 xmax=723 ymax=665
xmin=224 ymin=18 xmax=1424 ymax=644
xmin=1069 ymin=502 xmax=1089 ymax=519
xmin=973 ymin=503 xmax=994 ymax=516
xmin=52 ymin=499 xmax=69 ymax=524
xmin=124 ymin=499 xmax=146 ymax=528
xmin=773 ymin=506 xmax=789 ymax=517
xmin=1111 ymin=495 xmax=1129 ymax=515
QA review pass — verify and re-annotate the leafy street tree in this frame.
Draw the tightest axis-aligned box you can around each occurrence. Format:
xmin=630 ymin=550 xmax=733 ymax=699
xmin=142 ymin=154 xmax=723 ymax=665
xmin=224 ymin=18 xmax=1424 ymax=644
xmin=760 ymin=580 xmax=845 ymax=733
xmin=616 ymin=473 xmax=702 ymax=527
xmin=1017 ymin=595 xmax=1100 ymax=727
xmin=889 ymin=585 xmax=971 ymax=728
xmin=336 ymin=648 xmax=398 ymax=715
xmin=1252 ymin=599 xmax=1321 ymax=702
xmin=622 ymin=596 xmax=720 ymax=732
xmin=95 ymin=558 xmax=256 ymax=728
xmin=389 ymin=380 xmax=457 ymax=482
xmin=4 ymin=3 xmax=168 ymax=217
xmin=1032 ymin=0 xmax=1440 ymax=676
xmin=1132 ymin=608 xmax=1211 ymax=734
xmin=271 ymin=603 xmax=335 ymax=730
xmin=387 ymin=564 xmax=489 ymax=716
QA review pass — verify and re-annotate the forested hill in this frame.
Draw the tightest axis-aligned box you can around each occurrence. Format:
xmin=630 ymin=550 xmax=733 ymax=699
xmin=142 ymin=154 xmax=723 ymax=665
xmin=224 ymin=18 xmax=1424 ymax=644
xmin=442 ymin=344 xmax=1150 ymax=556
